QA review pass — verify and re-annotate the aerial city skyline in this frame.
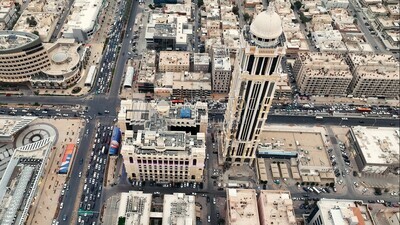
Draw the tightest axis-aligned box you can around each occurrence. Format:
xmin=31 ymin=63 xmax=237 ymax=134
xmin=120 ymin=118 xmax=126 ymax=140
xmin=0 ymin=0 xmax=398 ymax=224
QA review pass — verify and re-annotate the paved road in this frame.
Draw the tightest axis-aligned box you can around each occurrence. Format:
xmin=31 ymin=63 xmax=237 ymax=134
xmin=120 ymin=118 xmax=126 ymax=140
xmin=56 ymin=0 xmax=140 ymax=224
xmin=50 ymin=0 xmax=76 ymax=42
xmin=347 ymin=0 xmax=388 ymax=53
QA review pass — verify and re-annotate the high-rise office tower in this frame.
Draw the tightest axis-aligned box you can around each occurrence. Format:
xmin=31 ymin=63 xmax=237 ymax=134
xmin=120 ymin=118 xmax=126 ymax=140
xmin=222 ymin=4 xmax=286 ymax=166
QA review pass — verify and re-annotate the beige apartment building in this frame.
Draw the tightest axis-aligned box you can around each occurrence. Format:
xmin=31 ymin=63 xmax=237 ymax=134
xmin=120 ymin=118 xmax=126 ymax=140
xmin=227 ymin=189 xmax=260 ymax=225
xmin=121 ymin=129 xmax=206 ymax=183
xmin=158 ymin=51 xmax=190 ymax=72
xmin=293 ymin=52 xmax=353 ymax=96
xmin=258 ymin=190 xmax=296 ymax=225
xmin=226 ymin=189 xmax=296 ymax=225
xmin=346 ymin=53 xmax=400 ymax=98
xmin=118 ymin=100 xmax=208 ymax=183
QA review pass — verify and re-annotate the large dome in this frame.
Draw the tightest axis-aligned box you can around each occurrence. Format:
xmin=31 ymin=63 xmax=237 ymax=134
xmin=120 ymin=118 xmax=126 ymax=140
xmin=250 ymin=7 xmax=283 ymax=40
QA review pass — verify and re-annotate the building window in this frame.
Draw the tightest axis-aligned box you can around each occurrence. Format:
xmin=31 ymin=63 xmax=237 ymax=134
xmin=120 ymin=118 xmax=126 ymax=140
xmin=193 ymin=159 xmax=197 ymax=165
xmin=129 ymin=157 xmax=133 ymax=163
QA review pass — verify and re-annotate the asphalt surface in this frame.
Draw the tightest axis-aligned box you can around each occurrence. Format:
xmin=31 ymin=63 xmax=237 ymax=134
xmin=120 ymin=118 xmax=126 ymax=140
xmin=55 ymin=0 xmax=140 ymax=223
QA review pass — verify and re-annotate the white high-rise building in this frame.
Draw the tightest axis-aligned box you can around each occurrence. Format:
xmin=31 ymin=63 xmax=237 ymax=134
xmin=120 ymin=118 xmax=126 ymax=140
xmin=222 ymin=4 xmax=286 ymax=166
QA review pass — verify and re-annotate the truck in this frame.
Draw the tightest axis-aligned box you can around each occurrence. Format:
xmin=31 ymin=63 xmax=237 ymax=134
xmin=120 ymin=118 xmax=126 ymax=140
xmin=315 ymin=116 xmax=324 ymax=120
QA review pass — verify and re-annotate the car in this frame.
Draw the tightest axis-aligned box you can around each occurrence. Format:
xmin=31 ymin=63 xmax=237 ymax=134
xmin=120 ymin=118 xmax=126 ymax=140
xmin=60 ymin=202 xmax=64 ymax=209
xmin=213 ymin=198 xmax=216 ymax=205
xmin=62 ymin=215 xmax=67 ymax=221
xmin=78 ymin=171 xmax=82 ymax=177
xmin=61 ymin=190 xmax=65 ymax=196
xmin=207 ymin=216 xmax=211 ymax=223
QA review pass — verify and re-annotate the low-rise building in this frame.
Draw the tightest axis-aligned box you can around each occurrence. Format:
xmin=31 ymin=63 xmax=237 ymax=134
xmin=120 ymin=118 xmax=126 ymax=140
xmin=330 ymin=8 xmax=359 ymax=32
xmin=62 ymin=0 xmax=102 ymax=41
xmin=227 ymin=189 xmax=260 ymax=225
xmin=154 ymin=71 xmax=212 ymax=100
xmin=163 ymin=193 xmax=196 ymax=225
xmin=312 ymin=30 xmax=347 ymax=52
xmin=226 ymin=189 xmax=296 ymax=225
xmin=13 ymin=12 xmax=58 ymax=43
xmin=342 ymin=33 xmax=374 ymax=52
xmin=145 ymin=14 xmax=192 ymax=51
xmin=193 ymin=53 xmax=210 ymax=72
xmin=258 ymin=125 xmax=335 ymax=183
xmin=137 ymin=50 xmax=157 ymax=93
xmin=258 ymin=190 xmax=296 ymax=225
xmin=311 ymin=14 xmax=333 ymax=31
xmin=293 ymin=52 xmax=352 ymax=96
xmin=163 ymin=3 xmax=191 ymax=16
xmin=274 ymin=74 xmax=292 ymax=102
xmin=117 ymin=191 xmax=152 ymax=225
xmin=321 ymin=0 xmax=349 ymax=9
xmin=0 ymin=0 xmax=17 ymax=29
xmin=307 ymin=199 xmax=374 ymax=225
xmin=211 ymin=47 xmax=231 ymax=93
xmin=349 ymin=126 xmax=399 ymax=174
xmin=159 ymin=51 xmax=190 ymax=72
xmin=346 ymin=53 xmax=399 ymax=98
xmin=386 ymin=3 xmax=400 ymax=19
xmin=116 ymin=191 xmax=196 ymax=225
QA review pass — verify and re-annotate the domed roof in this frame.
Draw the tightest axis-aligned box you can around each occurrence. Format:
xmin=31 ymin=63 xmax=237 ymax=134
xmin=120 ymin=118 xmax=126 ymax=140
xmin=250 ymin=5 xmax=283 ymax=40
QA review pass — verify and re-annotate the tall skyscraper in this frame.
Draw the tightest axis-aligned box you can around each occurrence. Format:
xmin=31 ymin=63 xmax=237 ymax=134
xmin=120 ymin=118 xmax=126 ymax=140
xmin=222 ymin=4 xmax=286 ymax=166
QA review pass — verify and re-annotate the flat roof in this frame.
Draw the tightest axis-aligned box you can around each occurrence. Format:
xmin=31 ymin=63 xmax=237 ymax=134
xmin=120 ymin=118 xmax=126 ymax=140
xmin=351 ymin=126 xmax=399 ymax=165
xmin=260 ymin=125 xmax=331 ymax=169
xmin=159 ymin=51 xmax=190 ymax=66
xmin=118 ymin=191 xmax=152 ymax=225
xmin=315 ymin=199 xmax=374 ymax=225
xmin=13 ymin=12 xmax=58 ymax=42
xmin=0 ymin=116 xmax=36 ymax=138
xmin=258 ymin=190 xmax=296 ymax=225
xmin=227 ymin=189 xmax=260 ymax=225
xmin=62 ymin=0 xmax=102 ymax=34
xmin=162 ymin=193 xmax=196 ymax=225
xmin=193 ymin=53 xmax=210 ymax=65
xmin=44 ymin=39 xmax=81 ymax=75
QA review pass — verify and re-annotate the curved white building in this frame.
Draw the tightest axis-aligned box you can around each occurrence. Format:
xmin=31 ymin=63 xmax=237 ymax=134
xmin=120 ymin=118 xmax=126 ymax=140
xmin=223 ymin=4 xmax=287 ymax=166
xmin=0 ymin=31 xmax=85 ymax=88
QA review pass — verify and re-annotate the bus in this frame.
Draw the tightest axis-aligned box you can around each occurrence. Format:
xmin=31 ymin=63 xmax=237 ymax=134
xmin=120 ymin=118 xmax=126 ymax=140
xmin=171 ymin=99 xmax=184 ymax=104
xmin=356 ymin=107 xmax=372 ymax=112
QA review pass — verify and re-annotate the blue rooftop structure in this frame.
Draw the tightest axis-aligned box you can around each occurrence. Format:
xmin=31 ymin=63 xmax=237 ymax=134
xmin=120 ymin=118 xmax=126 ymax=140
xmin=180 ymin=108 xmax=191 ymax=118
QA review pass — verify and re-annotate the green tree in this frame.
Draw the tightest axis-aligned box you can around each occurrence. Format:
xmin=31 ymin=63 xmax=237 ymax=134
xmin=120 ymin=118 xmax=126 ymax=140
xmin=32 ymin=31 xmax=39 ymax=36
xmin=243 ymin=13 xmax=250 ymax=22
xmin=299 ymin=12 xmax=312 ymax=23
xmin=294 ymin=1 xmax=303 ymax=10
xmin=232 ymin=5 xmax=239 ymax=15
xmin=118 ymin=217 xmax=126 ymax=225
xmin=14 ymin=2 xmax=21 ymax=11
xmin=374 ymin=188 xmax=382 ymax=195
xmin=198 ymin=0 xmax=204 ymax=7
